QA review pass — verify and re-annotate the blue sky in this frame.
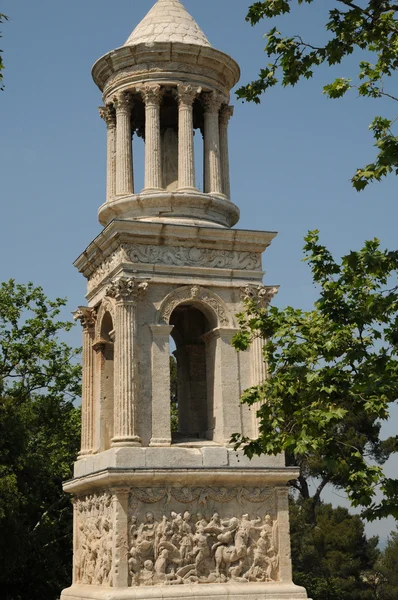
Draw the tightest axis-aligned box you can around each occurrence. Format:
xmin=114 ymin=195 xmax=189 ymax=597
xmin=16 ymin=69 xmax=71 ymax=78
xmin=1 ymin=0 xmax=397 ymax=540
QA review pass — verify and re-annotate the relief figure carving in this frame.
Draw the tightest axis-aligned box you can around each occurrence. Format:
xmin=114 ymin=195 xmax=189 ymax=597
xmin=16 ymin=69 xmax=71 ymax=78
xmin=127 ymin=487 xmax=279 ymax=587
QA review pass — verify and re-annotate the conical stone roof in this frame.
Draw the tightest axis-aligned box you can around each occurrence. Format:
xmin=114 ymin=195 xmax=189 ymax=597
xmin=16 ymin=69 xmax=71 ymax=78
xmin=124 ymin=0 xmax=211 ymax=48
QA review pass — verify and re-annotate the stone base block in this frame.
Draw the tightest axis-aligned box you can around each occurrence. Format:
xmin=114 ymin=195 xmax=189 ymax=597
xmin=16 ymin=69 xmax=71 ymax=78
xmin=62 ymin=583 xmax=310 ymax=600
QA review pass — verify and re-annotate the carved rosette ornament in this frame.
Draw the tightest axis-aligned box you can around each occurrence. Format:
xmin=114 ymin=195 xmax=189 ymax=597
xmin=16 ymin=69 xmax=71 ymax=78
xmin=73 ymin=306 xmax=97 ymax=330
xmin=106 ymin=277 xmax=149 ymax=304
xmin=240 ymin=285 xmax=279 ymax=308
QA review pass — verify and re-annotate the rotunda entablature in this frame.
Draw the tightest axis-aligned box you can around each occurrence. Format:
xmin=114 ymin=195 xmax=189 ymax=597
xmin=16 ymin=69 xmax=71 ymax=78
xmin=92 ymin=42 xmax=240 ymax=101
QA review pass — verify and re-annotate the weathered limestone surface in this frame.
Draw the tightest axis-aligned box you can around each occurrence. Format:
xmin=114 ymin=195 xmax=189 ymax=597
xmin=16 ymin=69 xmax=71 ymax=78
xmin=63 ymin=2 xmax=311 ymax=600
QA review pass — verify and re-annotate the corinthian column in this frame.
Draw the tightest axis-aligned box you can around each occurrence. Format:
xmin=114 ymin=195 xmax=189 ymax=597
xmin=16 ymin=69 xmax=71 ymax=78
xmin=219 ymin=105 xmax=234 ymax=199
xmin=142 ymin=85 xmax=163 ymax=192
xmin=73 ymin=307 xmax=97 ymax=457
xmin=106 ymin=277 xmax=148 ymax=446
xmin=99 ymin=104 xmax=117 ymax=202
xmin=203 ymin=92 xmax=224 ymax=196
xmin=114 ymin=91 xmax=134 ymax=196
xmin=177 ymin=85 xmax=199 ymax=191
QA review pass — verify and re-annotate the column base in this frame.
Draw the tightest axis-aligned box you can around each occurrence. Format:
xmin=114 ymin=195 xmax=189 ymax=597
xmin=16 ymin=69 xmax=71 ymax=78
xmin=111 ymin=437 xmax=142 ymax=447
xmin=177 ymin=186 xmax=200 ymax=193
xmin=77 ymin=450 xmax=94 ymax=460
xmin=149 ymin=438 xmax=172 ymax=447
xmin=141 ymin=187 xmax=164 ymax=194
xmin=62 ymin=583 xmax=311 ymax=600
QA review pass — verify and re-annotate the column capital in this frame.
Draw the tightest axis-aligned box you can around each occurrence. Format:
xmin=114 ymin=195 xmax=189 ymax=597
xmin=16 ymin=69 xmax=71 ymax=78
xmin=219 ymin=104 xmax=234 ymax=125
xmin=99 ymin=104 xmax=116 ymax=128
xmin=240 ymin=284 xmax=279 ymax=307
xmin=73 ymin=306 xmax=97 ymax=330
xmin=113 ymin=91 xmax=133 ymax=113
xmin=141 ymin=84 xmax=162 ymax=106
xmin=177 ymin=84 xmax=201 ymax=107
xmin=106 ymin=277 xmax=149 ymax=304
xmin=202 ymin=91 xmax=224 ymax=115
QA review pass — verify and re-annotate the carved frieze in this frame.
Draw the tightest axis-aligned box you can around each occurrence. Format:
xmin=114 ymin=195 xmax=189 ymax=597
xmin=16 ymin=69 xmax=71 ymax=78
xmin=75 ymin=492 xmax=113 ymax=587
xmin=128 ymin=244 xmax=261 ymax=271
xmin=128 ymin=487 xmax=279 ymax=586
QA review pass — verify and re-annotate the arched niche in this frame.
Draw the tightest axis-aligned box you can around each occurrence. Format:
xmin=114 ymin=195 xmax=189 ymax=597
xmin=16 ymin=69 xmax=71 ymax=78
xmin=93 ymin=300 xmax=115 ymax=452
xmin=153 ymin=286 xmax=235 ymax=445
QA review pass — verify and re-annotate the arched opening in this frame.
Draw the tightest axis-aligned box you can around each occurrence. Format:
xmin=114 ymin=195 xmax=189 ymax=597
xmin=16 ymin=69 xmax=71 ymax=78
xmin=169 ymin=303 xmax=213 ymax=442
xmin=97 ymin=311 xmax=114 ymax=451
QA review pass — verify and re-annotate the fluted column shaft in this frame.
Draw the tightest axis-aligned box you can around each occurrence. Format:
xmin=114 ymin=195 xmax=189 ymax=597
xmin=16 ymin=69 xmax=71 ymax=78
xmin=114 ymin=92 xmax=134 ymax=196
xmin=106 ymin=278 xmax=148 ymax=446
xmin=99 ymin=105 xmax=117 ymax=202
xmin=203 ymin=93 xmax=223 ymax=195
xmin=142 ymin=85 xmax=162 ymax=192
xmin=219 ymin=105 xmax=234 ymax=199
xmin=73 ymin=308 xmax=97 ymax=457
xmin=177 ymin=86 xmax=198 ymax=191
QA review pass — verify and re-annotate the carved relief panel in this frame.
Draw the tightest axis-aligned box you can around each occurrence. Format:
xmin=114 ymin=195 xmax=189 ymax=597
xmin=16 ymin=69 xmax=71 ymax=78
xmin=74 ymin=492 xmax=114 ymax=587
xmin=128 ymin=487 xmax=279 ymax=587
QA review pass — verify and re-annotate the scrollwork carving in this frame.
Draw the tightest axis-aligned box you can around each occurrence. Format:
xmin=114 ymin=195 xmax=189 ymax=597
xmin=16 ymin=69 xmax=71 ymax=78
xmin=177 ymin=85 xmax=202 ymax=107
xmin=128 ymin=243 xmax=261 ymax=271
xmin=202 ymin=92 xmax=224 ymax=114
xmin=99 ymin=104 xmax=116 ymax=128
xmin=219 ymin=105 xmax=234 ymax=126
xmin=141 ymin=84 xmax=162 ymax=106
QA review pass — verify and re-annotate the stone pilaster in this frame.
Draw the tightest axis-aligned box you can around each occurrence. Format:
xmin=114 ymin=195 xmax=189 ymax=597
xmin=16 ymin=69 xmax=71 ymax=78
xmin=219 ymin=105 xmax=233 ymax=199
xmin=114 ymin=92 xmax=134 ymax=196
xmin=203 ymin=92 xmax=224 ymax=196
xmin=252 ymin=335 xmax=267 ymax=437
xmin=276 ymin=487 xmax=294 ymax=582
xmin=99 ymin=104 xmax=117 ymax=202
xmin=73 ymin=307 xmax=97 ymax=457
xmin=177 ymin=85 xmax=199 ymax=191
xmin=106 ymin=277 xmax=148 ymax=447
xmin=149 ymin=325 xmax=174 ymax=446
xmin=142 ymin=85 xmax=163 ymax=192
xmin=112 ymin=488 xmax=130 ymax=588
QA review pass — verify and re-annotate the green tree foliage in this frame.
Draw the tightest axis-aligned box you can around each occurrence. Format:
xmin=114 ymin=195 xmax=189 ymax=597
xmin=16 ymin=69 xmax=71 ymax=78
xmin=0 ymin=13 xmax=8 ymax=91
xmin=239 ymin=1 xmax=398 ymax=190
xmin=232 ymin=232 xmax=398 ymax=520
xmin=290 ymin=498 xmax=379 ymax=600
xmin=375 ymin=531 xmax=398 ymax=599
xmin=0 ymin=281 xmax=81 ymax=600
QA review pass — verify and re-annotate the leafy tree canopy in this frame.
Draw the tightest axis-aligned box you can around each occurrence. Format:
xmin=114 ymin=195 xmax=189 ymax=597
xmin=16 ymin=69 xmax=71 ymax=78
xmin=0 ymin=13 xmax=8 ymax=91
xmin=232 ymin=232 xmax=398 ymax=520
xmin=375 ymin=530 xmax=398 ymax=599
xmin=0 ymin=281 xmax=81 ymax=600
xmin=239 ymin=1 xmax=398 ymax=190
xmin=290 ymin=498 xmax=379 ymax=600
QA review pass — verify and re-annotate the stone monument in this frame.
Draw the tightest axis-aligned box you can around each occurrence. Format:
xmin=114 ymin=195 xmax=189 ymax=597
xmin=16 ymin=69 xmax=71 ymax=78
xmin=61 ymin=1 xmax=311 ymax=599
